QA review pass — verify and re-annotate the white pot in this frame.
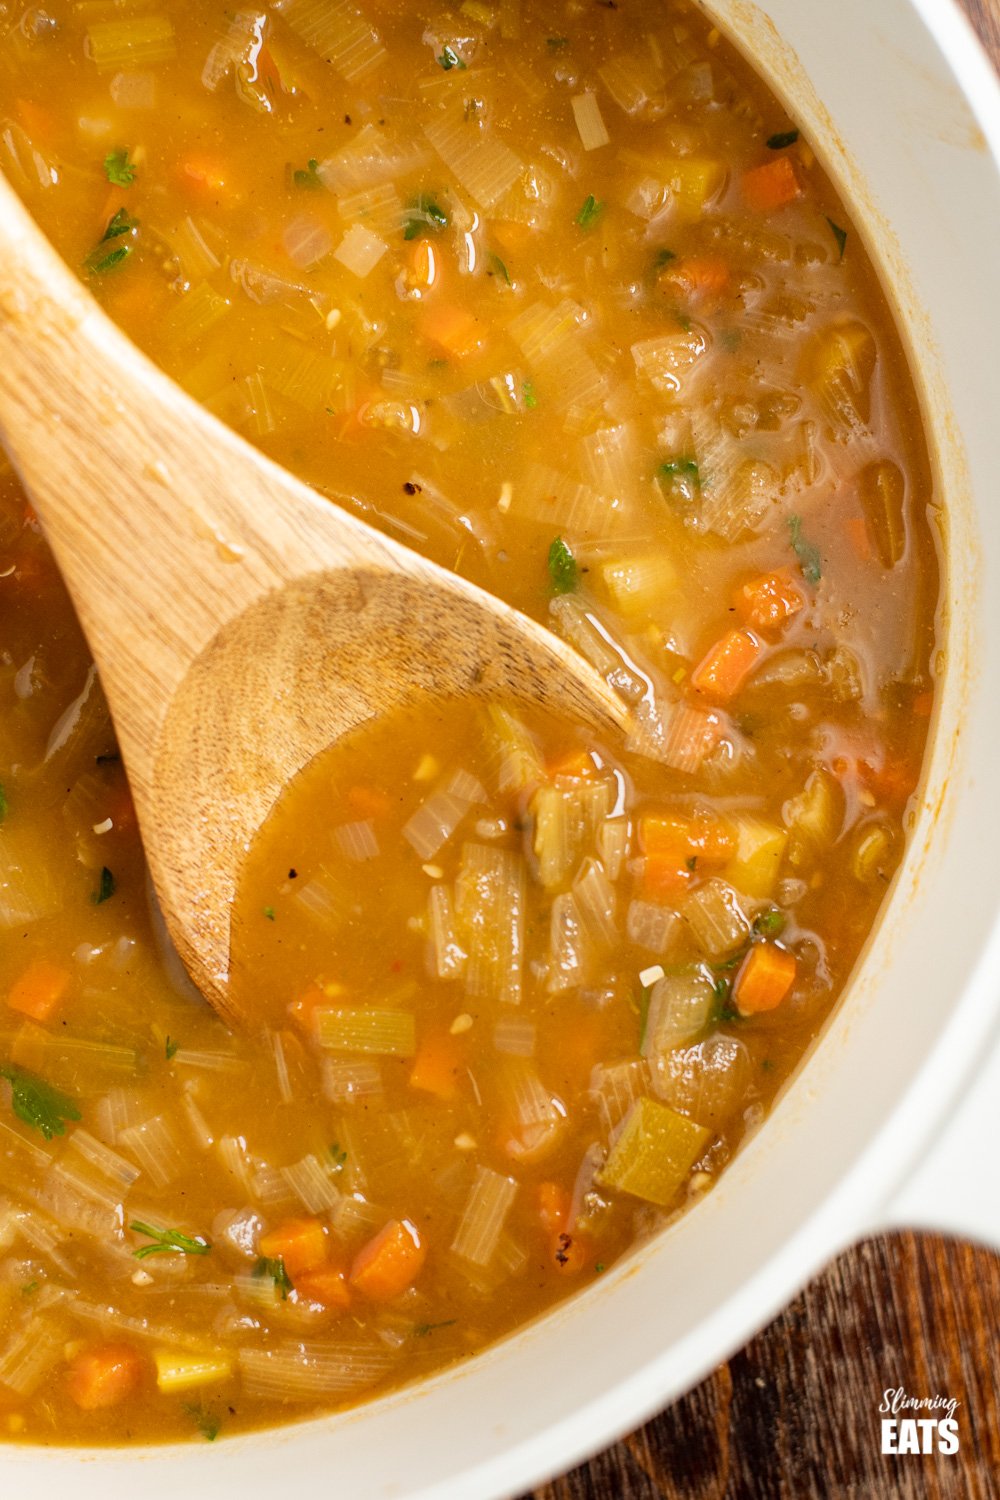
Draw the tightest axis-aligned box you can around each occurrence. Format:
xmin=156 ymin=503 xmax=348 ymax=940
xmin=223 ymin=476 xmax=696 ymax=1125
xmin=5 ymin=0 xmax=1000 ymax=1494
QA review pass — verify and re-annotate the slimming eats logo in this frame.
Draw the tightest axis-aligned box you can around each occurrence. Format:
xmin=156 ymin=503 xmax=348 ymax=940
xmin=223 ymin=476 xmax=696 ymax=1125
xmin=880 ymin=1387 xmax=960 ymax=1455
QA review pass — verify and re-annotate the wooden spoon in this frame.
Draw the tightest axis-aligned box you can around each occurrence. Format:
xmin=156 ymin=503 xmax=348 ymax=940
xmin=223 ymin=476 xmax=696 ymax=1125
xmin=0 ymin=173 xmax=629 ymax=1028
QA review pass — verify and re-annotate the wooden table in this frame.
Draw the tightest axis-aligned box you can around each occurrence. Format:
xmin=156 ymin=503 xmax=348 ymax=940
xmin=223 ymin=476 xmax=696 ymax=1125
xmin=527 ymin=4 xmax=1000 ymax=1496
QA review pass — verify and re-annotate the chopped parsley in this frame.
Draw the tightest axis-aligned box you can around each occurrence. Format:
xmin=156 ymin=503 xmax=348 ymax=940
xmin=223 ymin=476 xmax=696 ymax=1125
xmin=766 ymin=129 xmax=799 ymax=150
xmin=93 ymin=866 xmax=116 ymax=904
xmin=487 ymin=251 xmax=510 ymax=284
xmin=658 ymin=457 xmax=701 ymax=506
xmin=253 ymin=1255 xmax=293 ymax=1299
xmin=576 ymin=194 xmax=604 ymax=231
xmin=788 ymin=514 xmax=822 ymax=583
xmin=182 ymin=1402 xmax=221 ymax=1442
xmin=659 ymin=458 xmax=700 ymax=483
xmin=710 ymin=976 xmax=740 ymax=1024
xmin=437 ymin=44 xmax=466 ymax=70
xmin=594 ymin=1262 xmax=606 ymax=1273
xmin=103 ymin=148 xmax=136 ymax=186
xmin=826 ymin=216 xmax=848 ymax=261
xmin=413 ymin=1318 xmax=457 ymax=1337
xmin=263 ymin=905 xmax=275 ymax=921
xmin=85 ymin=209 xmax=137 ymax=274
xmin=329 ymin=1142 xmax=348 ymax=1168
xmin=547 ymin=536 xmax=577 ymax=594
xmin=130 ymin=1220 xmax=211 ymax=1260
xmin=21 ymin=1280 xmax=38 ymax=1297
xmin=165 ymin=1036 xmax=179 ymax=1061
xmin=522 ymin=380 xmax=537 ymax=410
xmin=403 ymin=195 xmax=449 ymax=241
xmin=654 ymin=247 xmax=677 ymax=267
xmin=292 ymin=157 xmax=322 ymax=189
xmin=0 ymin=1065 xmax=81 ymax=1140
xmin=753 ymin=907 xmax=787 ymax=938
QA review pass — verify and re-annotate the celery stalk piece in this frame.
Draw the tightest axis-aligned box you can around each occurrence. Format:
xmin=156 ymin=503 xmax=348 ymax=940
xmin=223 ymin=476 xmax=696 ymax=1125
xmin=314 ymin=1007 xmax=416 ymax=1057
xmin=598 ymin=1096 xmax=710 ymax=1207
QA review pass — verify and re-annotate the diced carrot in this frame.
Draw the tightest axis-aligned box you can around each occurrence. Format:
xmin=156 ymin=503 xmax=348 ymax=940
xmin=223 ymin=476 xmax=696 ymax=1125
xmin=421 ymin=304 xmax=483 ymax=360
xmin=687 ymin=811 xmax=737 ymax=865
xmin=546 ymin=748 xmax=598 ymax=780
xmin=911 ymin=691 xmax=934 ymax=719
xmin=845 ymin=515 xmax=874 ymax=564
xmin=65 ymin=1343 xmax=143 ymax=1410
xmin=346 ymin=784 xmax=391 ymax=820
xmin=288 ymin=980 xmax=327 ymax=1027
xmin=349 ymin=1218 xmax=426 ymax=1302
xmin=409 ymin=1031 xmax=464 ymax=1101
xmin=742 ymin=155 xmax=802 ymax=213
xmin=537 ymin=1182 xmax=588 ymax=1275
xmin=294 ymin=1266 xmax=351 ymax=1311
xmin=860 ymin=755 xmax=917 ymax=806
xmin=690 ymin=628 xmax=763 ymax=702
xmin=259 ymin=1217 xmax=328 ymax=1279
xmin=734 ymin=942 xmax=797 ymax=1015
xmin=658 ymin=254 xmax=730 ymax=301
xmin=177 ymin=156 xmax=234 ymax=199
xmin=733 ymin=568 xmax=805 ymax=634
xmin=15 ymin=98 xmax=57 ymax=147
xmin=639 ymin=812 xmax=695 ymax=900
xmin=7 ymin=959 xmax=71 ymax=1023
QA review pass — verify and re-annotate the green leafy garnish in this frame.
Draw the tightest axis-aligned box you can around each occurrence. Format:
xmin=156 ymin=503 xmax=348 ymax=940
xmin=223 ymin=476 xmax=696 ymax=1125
xmin=165 ymin=1036 xmax=179 ymax=1061
xmin=263 ymin=905 xmax=275 ymax=921
xmin=182 ymin=1402 xmax=221 ymax=1442
xmin=85 ymin=209 xmax=137 ymax=274
xmin=437 ymin=44 xmax=466 ymax=70
xmin=547 ymin=536 xmax=577 ymax=594
xmin=104 ymin=148 xmax=136 ymax=186
xmin=761 ymin=1057 xmax=776 ymax=1073
xmin=594 ymin=1262 xmax=606 ymax=1273
xmin=329 ymin=1142 xmax=348 ymax=1168
xmin=292 ymin=157 xmax=322 ymax=189
xmin=522 ymin=380 xmax=537 ymax=410
xmin=253 ymin=1255 xmax=293 ymax=1299
xmin=403 ymin=195 xmax=449 ymax=241
xmin=0 ymin=1065 xmax=81 ymax=1140
xmin=21 ymin=1280 xmax=38 ymax=1297
xmin=487 ymin=252 xmax=510 ymax=284
xmin=710 ymin=976 xmax=739 ymax=1024
xmin=130 ymin=1220 xmax=211 ymax=1260
xmin=546 ymin=36 xmax=569 ymax=49
xmin=659 ymin=458 xmax=700 ymax=484
xmin=826 ymin=216 xmax=848 ymax=261
xmin=576 ymin=194 xmax=604 ymax=231
xmin=654 ymin=247 xmax=677 ymax=267
xmin=93 ymin=866 xmax=116 ymax=904
xmin=766 ymin=129 xmax=799 ymax=150
xmin=413 ymin=1319 xmax=457 ymax=1337
xmin=753 ymin=908 xmax=787 ymax=938
xmin=788 ymin=514 xmax=822 ymax=583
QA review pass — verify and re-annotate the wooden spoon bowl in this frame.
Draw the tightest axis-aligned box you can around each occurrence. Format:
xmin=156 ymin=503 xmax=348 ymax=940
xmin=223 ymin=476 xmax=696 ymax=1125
xmin=0 ymin=172 xmax=628 ymax=1028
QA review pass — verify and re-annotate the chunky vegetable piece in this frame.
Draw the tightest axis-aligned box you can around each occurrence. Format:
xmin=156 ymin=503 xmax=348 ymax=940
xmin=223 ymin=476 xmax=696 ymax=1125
xmin=0 ymin=0 xmax=938 ymax=1448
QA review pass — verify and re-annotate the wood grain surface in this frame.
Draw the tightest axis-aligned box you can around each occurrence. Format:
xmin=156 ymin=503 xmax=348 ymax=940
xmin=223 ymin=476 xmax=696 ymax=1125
xmin=526 ymin=4 xmax=1000 ymax=1497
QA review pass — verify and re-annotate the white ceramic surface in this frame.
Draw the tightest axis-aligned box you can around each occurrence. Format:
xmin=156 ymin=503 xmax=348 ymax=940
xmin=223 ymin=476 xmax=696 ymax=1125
xmin=3 ymin=1 xmax=1000 ymax=1495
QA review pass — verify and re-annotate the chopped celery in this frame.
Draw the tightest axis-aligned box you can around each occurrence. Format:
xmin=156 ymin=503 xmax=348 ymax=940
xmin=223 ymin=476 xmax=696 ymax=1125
xmin=598 ymin=1095 xmax=710 ymax=1206
xmin=314 ymin=1007 xmax=416 ymax=1057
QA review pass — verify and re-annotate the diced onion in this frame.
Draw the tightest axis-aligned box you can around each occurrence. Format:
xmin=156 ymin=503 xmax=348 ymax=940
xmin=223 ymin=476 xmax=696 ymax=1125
xmin=333 ymin=223 xmax=388 ymax=278
xmin=571 ymin=92 xmax=610 ymax=151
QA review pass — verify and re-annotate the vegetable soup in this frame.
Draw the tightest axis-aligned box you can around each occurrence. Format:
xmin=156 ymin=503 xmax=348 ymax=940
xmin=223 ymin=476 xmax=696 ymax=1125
xmin=0 ymin=0 xmax=939 ymax=1444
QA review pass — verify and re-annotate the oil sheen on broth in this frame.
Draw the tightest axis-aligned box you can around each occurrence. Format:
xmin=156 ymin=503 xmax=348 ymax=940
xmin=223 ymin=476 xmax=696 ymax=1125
xmin=0 ymin=0 xmax=938 ymax=1444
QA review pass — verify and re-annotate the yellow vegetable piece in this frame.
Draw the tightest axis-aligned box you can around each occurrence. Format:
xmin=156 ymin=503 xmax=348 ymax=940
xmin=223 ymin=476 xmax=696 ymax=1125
xmin=723 ymin=813 xmax=788 ymax=899
xmin=153 ymin=1348 xmax=233 ymax=1393
xmin=598 ymin=1095 xmax=710 ymax=1207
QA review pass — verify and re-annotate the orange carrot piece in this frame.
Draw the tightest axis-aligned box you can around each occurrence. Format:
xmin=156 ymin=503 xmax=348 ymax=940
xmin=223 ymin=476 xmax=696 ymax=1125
xmin=537 ymin=1182 xmax=588 ymax=1275
xmin=346 ymin=784 xmax=391 ymax=820
xmin=742 ymin=155 xmax=801 ymax=213
xmin=15 ymin=98 xmax=57 ymax=147
xmin=734 ymin=942 xmax=797 ymax=1015
xmin=687 ymin=811 xmax=737 ymax=866
xmin=733 ymin=568 xmax=805 ymax=634
xmin=639 ymin=812 xmax=695 ymax=900
xmin=7 ymin=959 xmax=71 ymax=1023
xmin=258 ymin=1217 xmax=328 ymax=1279
xmin=845 ymin=515 xmax=874 ymax=564
xmin=65 ymin=1343 xmax=143 ymax=1410
xmin=288 ymin=980 xmax=327 ymax=1027
xmin=177 ymin=156 xmax=234 ymax=199
xmin=659 ymin=253 xmax=730 ymax=301
xmin=690 ymin=628 xmax=763 ymax=702
xmin=294 ymin=1266 xmax=351 ymax=1311
xmin=911 ymin=691 xmax=934 ymax=719
xmin=421 ymin=304 xmax=483 ymax=360
xmin=547 ymin=748 xmax=598 ymax=780
xmin=409 ymin=1031 xmax=464 ymax=1101
xmin=350 ymin=1218 xmax=426 ymax=1302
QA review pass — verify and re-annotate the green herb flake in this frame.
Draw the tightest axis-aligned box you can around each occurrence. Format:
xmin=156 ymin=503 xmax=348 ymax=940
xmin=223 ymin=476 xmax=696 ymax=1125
xmin=329 ymin=1142 xmax=348 ymax=1168
xmin=403 ymin=195 xmax=449 ymax=241
xmin=413 ymin=1318 xmax=457 ymax=1338
xmin=437 ymin=44 xmax=466 ymax=70
xmin=710 ymin=977 xmax=740 ymax=1025
xmin=546 ymin=36 xmax=569 ymax=49
xmin=103 ymin=148 xmax=136 ymax=186
xmin=85 ymin=210 xmax=137 ymax=274
xmin=130 ymin=1220 xmax=212 ymax=1260
xmin=263 ymin=905 xmax=276 ymax=921
xmin=788 ymin=514 xmax=822 ymax=584
xmin=594 ymin=1262 xmax=606 ymax=1273
xmin=659 ymin=457 xmax=700 ymax=482
xmin=654 ymin=247 xmax=677 ymax=267
xmin=576 ymin=194 xmax=604 ymax=231
xmin=487 ymin=251 xmax=510 ymax=284
xmin=292 ymin=157 xmax=322 ymax=189
xmin=753 ymin=907 xmax=787 ymax=938
xmin=0 ymin=1064 xmax=81 ymax=1141
xmin=761 ymin=1057 xmax=776 ymax=1073
xmin=253 ymin=1255 xmax=293 ymax=1299
xmin=522 ymin=380 xmax=537 ymax=410
xmin=826 ymin=216 xmax=848 ymax=261
xmin=93 ymin=866 xmax=116 ymax=904
xmin=766 ymin=129 xmax=799 ymax=150
xmin=547 ymin=536 xmax=577 ymax=594
xmin=165 ymin=1036 xmax=179 ymax=1061
xmin=87 ymin=244 xmax=132 ymax=274
xmin=101 ymin=208 xmax=137 ymax=243
xmin=21 ymin=1280 xmax=38 ymax=1297
xmin=182 ymin=1402 xmax=221 ymax=1442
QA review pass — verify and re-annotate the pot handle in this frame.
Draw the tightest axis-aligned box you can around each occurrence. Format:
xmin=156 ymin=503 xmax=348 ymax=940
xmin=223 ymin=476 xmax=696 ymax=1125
xmin=875 ymin=1024 xmax=1000 ymax=1251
